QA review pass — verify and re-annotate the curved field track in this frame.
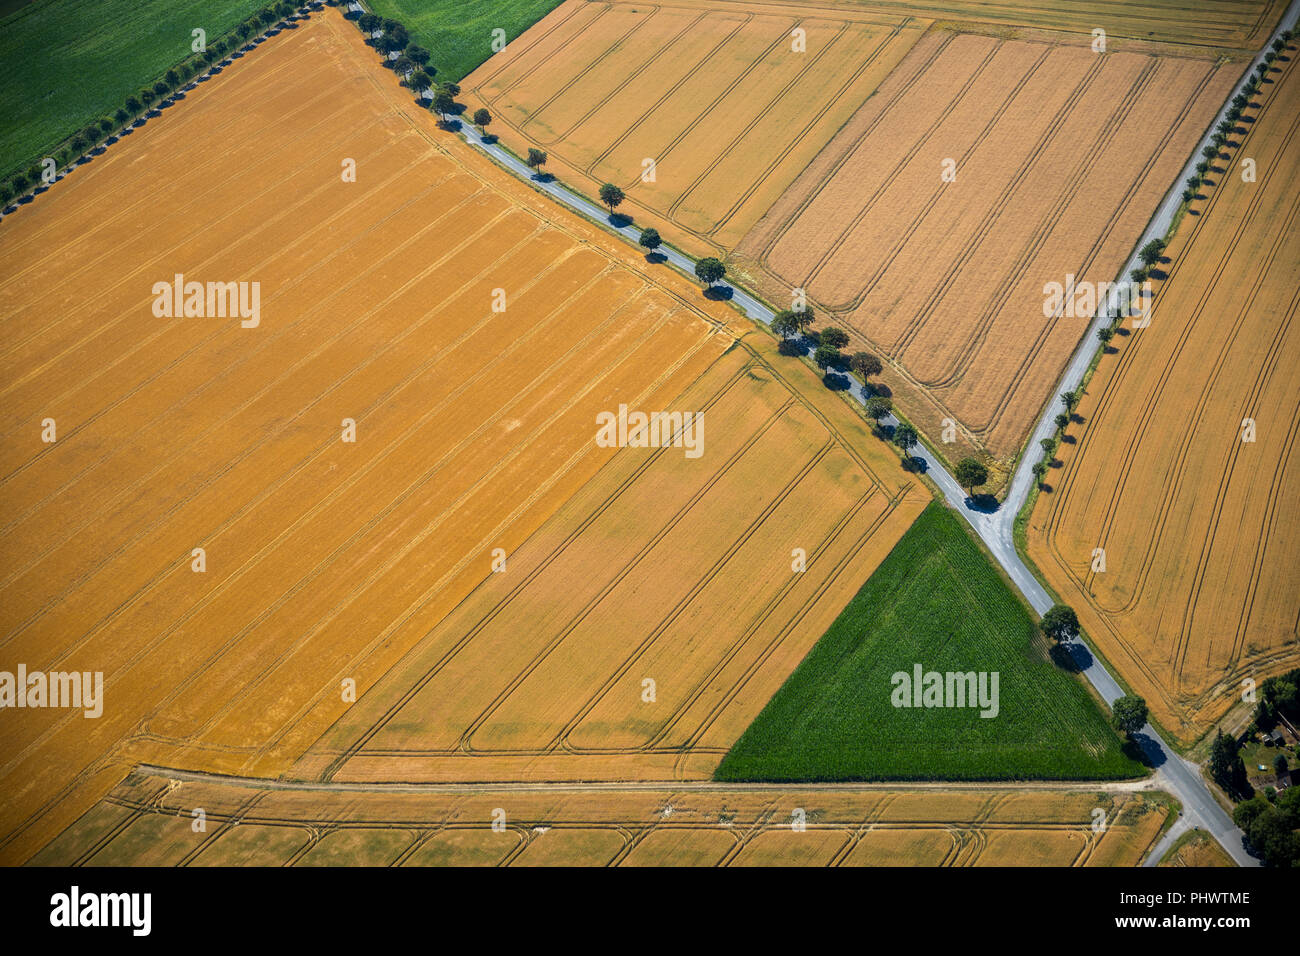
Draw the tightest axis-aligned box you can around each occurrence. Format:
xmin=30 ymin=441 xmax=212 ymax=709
xmin=461 ymin=0 xmax=930 ymax=259
xmin=1028 ymin=52 xmax=1300 ymax=747
xmin=733 ymin=29 xmax=1238 ymax=470
xmin=0 ymin=7 xmax=928 ymax=865
xmin=31 ymin=770 xmax=1174 ymax=867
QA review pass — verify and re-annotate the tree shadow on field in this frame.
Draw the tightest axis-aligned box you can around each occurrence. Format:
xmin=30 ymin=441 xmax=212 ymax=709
xmin=906 ymin=455 xmax=928 ymax=474
xmin=823 ymin=371 xmax=851 ymax=391
xmin=777 ymin=338 xmax=805 ymax=357
xmin=703 ymin=285 xmax=734 ymax=301
xmin=644 ymin=251 xmax=667 ymax=265
xmin=867 ymin=381 xmax=892 ymax=399
xmin=1148 ymin=268 xmax=1167 ymax=281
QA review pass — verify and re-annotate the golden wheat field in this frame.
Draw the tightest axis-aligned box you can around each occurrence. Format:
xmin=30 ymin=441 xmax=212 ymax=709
xmin=32 ymin=770 xmax=1173 ymax=867
xmin=1028 ymin=52 xmax=1300 ymax=746
xmin=0 ymin=7 xmax=926 ymax=864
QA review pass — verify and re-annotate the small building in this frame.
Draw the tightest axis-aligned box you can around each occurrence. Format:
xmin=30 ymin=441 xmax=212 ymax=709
xmin=1265 ymin=728 xmax=1286 ymax=746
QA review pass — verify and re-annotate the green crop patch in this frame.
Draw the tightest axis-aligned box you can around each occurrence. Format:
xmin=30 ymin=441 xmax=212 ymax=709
xmin=368 ymin=0 xmax=564 ymax=82
xmin=0 ymin=0 xmax=265 ymax=180
xmin=716 ymin=503 xmax=1145 ymax=782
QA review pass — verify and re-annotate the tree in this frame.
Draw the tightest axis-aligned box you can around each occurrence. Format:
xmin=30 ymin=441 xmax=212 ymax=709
xmin=813 ymin=343 xmax=841 ymax=373
xmin=0 ymin=182 xmax=11 ymax=205
xmin=850 ymin=351 xmax=882 ymax=381
xmin=438 ymin=81 xmax=461 ymax=97
xmin=954 ymin=457 xmax=987 ymax=494
xmin=638 ymin=227 xmax=661 ymax=253
xmin=1209 ymin=729 xmax=1250 ymax=799
xmin=358 ymin=12 xmax=379 ymax=33
xmin=1097 ymin=326 xmax=1114 ymax=346
xmin=526 ymin=148 xmax=548 ymax=175
xmin=1131 ymin=266 xmax=1150 ymax=284
xmin=115 ymin=107 xmax=130 ymax=125
xmin=125 ymin=95 xmax=142 ymax=116
xmin=165 ymin=69 xmax=180 ymax=88
xmin=431 ymin=90 xmax=456 ymax=121
xmin=893 ymin=422 xmax=918 ymax=456
xmin=406 ymin=44 xmax=431 ymax=67
xmin=392 ymin=55 xmax=414 ymax=77
xmin=819 ymin=326 xmax=850 ymax=350
xmin=1053 ymin=413 xmax=1070 ymax=430
xmin=1138 ymin=238 xmax=1165 ymax=268
xmin=791 ymin=304 xmax=814 ymax=334
xmin=1275 ymin=753 xmax=1289 ymax=776
xmin=599 ymin=182 xmax=625 ymax=214
xmin=409 ymin=70 xmax=432 ymax=93
xmin=1060 ymin=389 xmax=1079 ymax=410
xmin=472 ymin=108 xmax=491 ymax=132
xmin=1031 ymin=460 xmax=1048 ymax=487
xmin=695 ymin=257 xmax=725 ymax=288
xmin=771 ymin=310 xmax=800 ymax=340
xmin=864 ymin=397 xmax=892 ymax=423
xmin=1201 ymin=144 xmax=1219 ymax=161
xmin=1110 ymin=695 xmax=1148 ymax=737
xmin=140 ymin=89 xmax=155 ymax=107
xmin=1039 ymin=603 xmax=1080 ymax=643
xmin=98 ymin=117 xmax=113 ymax=134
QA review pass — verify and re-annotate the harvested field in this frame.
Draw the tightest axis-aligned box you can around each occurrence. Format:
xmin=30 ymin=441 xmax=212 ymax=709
xmin=736 ymin=28 xmax=1239 ymax=471
xmin=1158 ymin=830 xmax=1235 ymax=867
xmin=1027 ymin=53 xmax=1300 ymax=747
xmin=462 ymin=0 xmax=929 ymax=258
xmin=31 ymin=770 xmax=1176 ymax=866
xmin=760 ymin=0 xmax=1288 ymax=50
xmin=0 ymin=6 xmax=928 ymax=865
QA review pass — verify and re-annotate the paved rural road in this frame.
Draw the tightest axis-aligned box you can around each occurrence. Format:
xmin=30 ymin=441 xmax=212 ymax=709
xmin=441 ymin=1 xmax=1299 ymax=866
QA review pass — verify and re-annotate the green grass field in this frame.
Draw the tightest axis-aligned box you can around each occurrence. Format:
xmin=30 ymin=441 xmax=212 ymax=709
xmin=0 ymin=0 xmax=263 ymax=179
xmin=716 ymin=503 xmax=1145 ymax=782
xmin=367 ymin=0 xmax=564 ymax=82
